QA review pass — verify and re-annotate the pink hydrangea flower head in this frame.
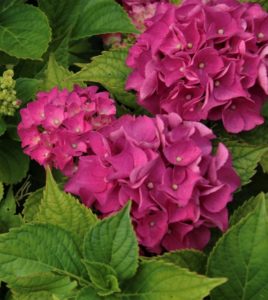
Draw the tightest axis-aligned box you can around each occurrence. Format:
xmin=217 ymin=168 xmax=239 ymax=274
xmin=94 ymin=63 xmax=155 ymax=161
xmin=18 ymin=86 xmax=116 ymax=175
xmin=65 ymin=112 xmax=240 ymax=253
xmin=126 ymin=0 xmax=268 ymax=133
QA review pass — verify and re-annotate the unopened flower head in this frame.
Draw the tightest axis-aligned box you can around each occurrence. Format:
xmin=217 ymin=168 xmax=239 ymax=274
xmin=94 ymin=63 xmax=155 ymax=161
xmin=0 ymin=70 xmax=20 ymax=116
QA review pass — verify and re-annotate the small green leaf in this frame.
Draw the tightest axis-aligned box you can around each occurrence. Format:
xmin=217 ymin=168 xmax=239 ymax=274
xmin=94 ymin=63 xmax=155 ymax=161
xmin=121 ymin=260 xmax=225 ymax=300
xmin=72 ymin=48 xmax=138 ymax=108
xmin=71 ymin=0 xmax=138 ymax=40
xmin=83 ymin=202 xmax=138 ymax=281
xmin=22 ymin=188 xmax=43 ymax=222
xmin=0 ymin=117 xmax=6 ymax=136
xmin=42 ymin=54 xmax=82 ymax=91
xmin=225 ymin=140 xmax=268 ymax=186
xmin=16 ymin=78 xmax=41 ymax=103
xmin=0 ymin=139 xmax=29 ymax=184
xmin=0 ymin=4 xmax=51 ymax=59
xmin=0 ymin=223 xmax=88 ymax=285
xmin=77 ymin=286 xmax=118 ymax=300
xmin=0 ymin=187 xmax=22 ymax=232
xmin=82 ymin=260 xmax=120 ymax=296
xmin=153 ymin=249 xmax=207 ymax=274
xmin=36 ymin=168 xmax=97 ymax=251
xmin=230 ymin=192 xmax=265 ymax=226
xmin=207 ymin=197 xmax=268 ymax=300
xmin=0 ymin=182 xmax=3 ymax=201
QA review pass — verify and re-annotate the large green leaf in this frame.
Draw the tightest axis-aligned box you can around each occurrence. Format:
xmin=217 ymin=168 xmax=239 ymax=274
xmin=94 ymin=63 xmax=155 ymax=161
xmin=0 ymin=4 xmax=51 ymax=59
xmin=83 ymin=203 xmax=138 ymax=281
xmin=207 ymin=197 xmax=268 ymax=300
xmin=225 ymin=140 xmax=268 ymax=186
xmin=38 ymin=0 xmax=81 ymax=39
xmin=82 ymin=260 xmax=120 ymax=296
xmin=36 ymin=169 xmax=97 ymax=251
xmin=72 ymin=48 xmax=138 ymax=108
xmin=0 ymin=187 xmax=22 ymax=233
xmin=10 ymin=273 xmax=77 ymax=300
xmin=0 ymin=140 xmax=29 ymax=184
xmin=71 ymin=0 xmax=138 ymax=40
xmin=153 ymin=249 xmax=207 ymax=274
xmin=0 ymin=223 xmax=88 ymax=285
xmin=121 ymin=260 xmax=225 ymax=300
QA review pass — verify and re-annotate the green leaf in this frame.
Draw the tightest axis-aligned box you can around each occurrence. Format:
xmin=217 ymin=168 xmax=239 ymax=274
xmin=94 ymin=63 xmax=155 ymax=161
xmin=0 ymin=4 xmax=51 ymax=59
xmin=82 ymin=260 xmax=120 ymax=296
xmin=0 ymin=1 xmax=24 ymax=13
xmin=0 ymin=223 xmax=88 ymax=285
xmin=121 ymin=260 xmax=225 ymax=300
xmin=16 ymin=78 xmax=41 ymax=103
xmin=38 ymin=0 xmax=81 ymax=39
xmin=0 ymin=187 xmax=22 ymax=232
xmin=12 ymin=291 xmax=55 ymax=300
xmin=77 ymin=286 xmax=118 ymax=300
xmin=0 ymin=182 xmax=3 ymax=201
xmin=42 ymin=54 xmax=82 ymax=91
xmin=0 ymin=117 xmax=6 ymax=136
xmin=153 ymin=249 xmax=207 ymax=274
xmin=22 ymin=188 xmax=43 ymax=222
xmin=225 ymin=140 xmax=268 ymax=186
xmin=0 ymin=139 xmax=29 ymax=184
xmin=229 ymin=192 xmax=265 ymax=226
xmin=207 ymin=197 xmax=268 ymax=300
xmin=83 ymin=202 xmax=138 ymax=281
xmin=71 ymin=0 xmax=138 ymax=40
xmin=10 ymin=273 xmax=77 ymax=300
xmin=36 ymin=168 xmax=97 ymax=251
xmin=72 ymin=48 xmax=138 ymax=108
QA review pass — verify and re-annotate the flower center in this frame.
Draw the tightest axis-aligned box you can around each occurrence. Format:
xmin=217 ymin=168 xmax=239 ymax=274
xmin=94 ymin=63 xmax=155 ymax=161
xmin=150 ymin=221 xmax=155 ymax=227
xmin=172 ymin=183 xmax=178 ymax=191
xmin=199 ymin=62 xmax=205 ymax=69
xmin=176 ymin=43 xmax=182 ymax=50
xmin=215 ymin=80 xmax=220 ymax=87
xmin=176 ymin=156 xmax=182 ymax=162
xmin=147 ymin=182 xmax=154 ymax=189
xmin=258 ymin=32 xmax=264 ymax=39
xmin=187 ymin=42 xmax=193 ymax=49
xmin=218 ymin=28 xmax=224 ymax=35
xmin=72 ymin=143 xmax=77 ymax=149
xmin=231 ymin=104 xmax=236 ymax=110
xmin=179 ymin=67 xmax=185 ymax=72
xmin=53 ymin=119 xmax=60 ymax=125
xmin=185 ymin=94 xmax=192 ymax=100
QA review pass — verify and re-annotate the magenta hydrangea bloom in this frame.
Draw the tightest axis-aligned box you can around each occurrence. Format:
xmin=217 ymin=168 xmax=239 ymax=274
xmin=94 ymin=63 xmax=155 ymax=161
xmin=65 ymin=112 xmax=240 ymax=253
xmin=126 ymin=0 xmax=268 ymax=133
xmin=18 ymin=86 xmax=116 ymax=175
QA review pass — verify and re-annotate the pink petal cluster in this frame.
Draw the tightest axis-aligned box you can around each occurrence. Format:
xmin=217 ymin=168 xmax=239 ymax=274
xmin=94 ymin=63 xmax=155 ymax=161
xmin=18 ymin=86 xmax=116 ymax=175
xmin=65 ymin=112 xmax=240 ymax=253
xmin=126 ymin=0 xmax=268 ymax=133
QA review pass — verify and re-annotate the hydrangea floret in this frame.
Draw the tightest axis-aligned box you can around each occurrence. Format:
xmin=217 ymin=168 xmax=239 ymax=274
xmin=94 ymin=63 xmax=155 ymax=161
xmin=0 ymin=70 xmax=20 ymax=116
xmin=18 ymin=86 xmax=116 ymax=176
xmin=65 ymin=112 xmax=240 ymax=253
xmin=126 ymin=0 xmax=268 ymax=133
